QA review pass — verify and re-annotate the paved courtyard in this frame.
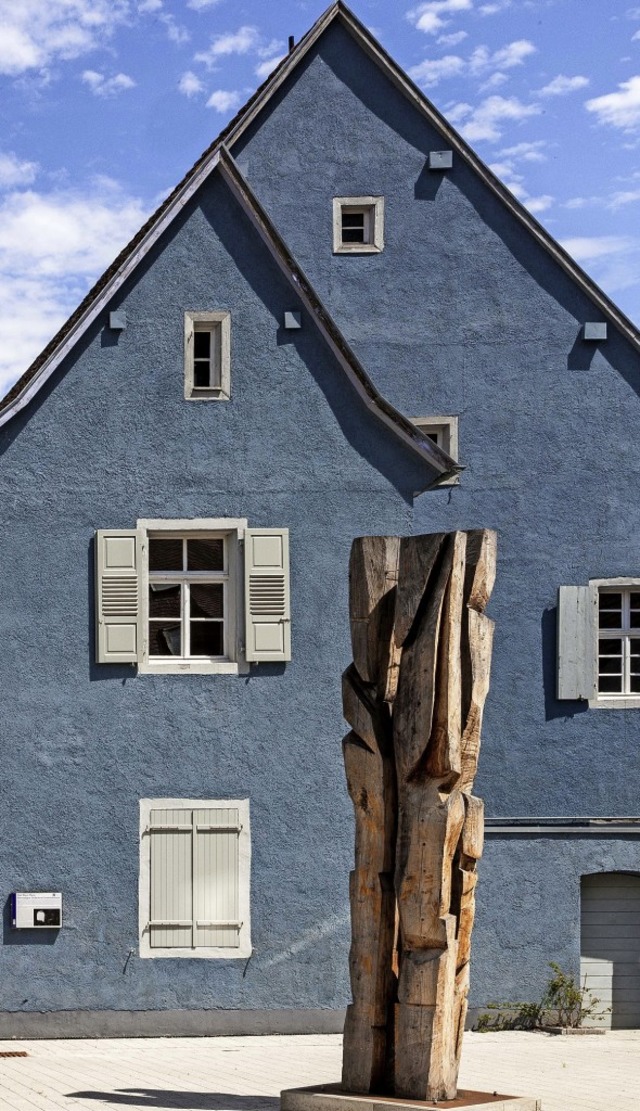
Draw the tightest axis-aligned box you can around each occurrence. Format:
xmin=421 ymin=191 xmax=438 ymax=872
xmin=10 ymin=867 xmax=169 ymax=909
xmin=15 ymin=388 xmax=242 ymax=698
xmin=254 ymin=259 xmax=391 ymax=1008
xmin=0 ymin=1030 xmax=636 ymax=1111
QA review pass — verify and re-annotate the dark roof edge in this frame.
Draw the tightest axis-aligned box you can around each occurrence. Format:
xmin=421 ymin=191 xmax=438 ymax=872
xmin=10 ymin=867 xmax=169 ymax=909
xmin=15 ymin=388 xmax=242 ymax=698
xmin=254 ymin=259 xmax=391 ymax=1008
xmin=217 ymin=149 xmax=459 ymax=481
xmin=222 ymin=0 xmax=640 ymax=359
xmin=3 ymin=0 xmax=634 ymax=429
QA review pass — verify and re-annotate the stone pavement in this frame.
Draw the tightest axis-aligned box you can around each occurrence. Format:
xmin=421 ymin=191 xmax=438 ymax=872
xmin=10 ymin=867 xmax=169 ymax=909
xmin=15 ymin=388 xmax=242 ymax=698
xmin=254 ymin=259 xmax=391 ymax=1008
xmin=0 ymin=1030 xmax=637 ymax=1111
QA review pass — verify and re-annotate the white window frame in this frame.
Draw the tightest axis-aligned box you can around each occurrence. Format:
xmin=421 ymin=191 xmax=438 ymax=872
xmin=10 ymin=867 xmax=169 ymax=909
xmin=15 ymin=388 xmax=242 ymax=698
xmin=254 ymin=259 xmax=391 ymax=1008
xmin=139 ymin=798 xmax=251 ymax=959
xmin=333 ymin=196 xmax=384 ymax=254
xmin=411 ymin=415 xmax=459 ymax=484
xmin=138 ymin=518 xmax=249 ymax=675
xmin=184 ymin=311 xmax=231 ymax=401
xmin=590 ymin=578 xmax=640 ymax=709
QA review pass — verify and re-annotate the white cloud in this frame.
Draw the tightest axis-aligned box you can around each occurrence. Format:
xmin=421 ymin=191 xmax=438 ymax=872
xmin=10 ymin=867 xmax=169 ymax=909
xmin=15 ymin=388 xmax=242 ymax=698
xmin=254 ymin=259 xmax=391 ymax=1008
xmin=0 ymin=180 xmax=150 ymax=395
xmin=479 ymin=0 xmax=512 ymax=12
xmin=538 ymin=74 xmax=589 ymax=96
xmin=187 ymin=0 xmax=222 ymax=9
xmin=408 ymin=54 xmax=465 ymax=86
xmin=255 ymin=55 xmax=286 ymax=81
xmin=196 ymin=26 xmax=260 ymax=67
xmin=178 ymin=70 xmax=204 ymax=97
xmin=586 ymin=75 xmax=640 ymax=130
xmin=206 ymin=89 xmax=242 ymax=112
xmin=407 ymin=0 xmax=473 ymax=36
xmin=560 ymin=236 xmax=635 ymax=262
xmin=608 ymin=188 xmax=640 ymax=208
xmin=138 ymin=0 xmax=162 ymax=11
xmin=525 ymin=194 xmax=553 ymax=213
xmin=450 ymin=95 xmax=540 ymax=141
xmin=0 ymin=152 xmax=38 ymax=188
xmin=479 ymin=71 xmax=508 ymax=90
xmin=469 ymin=39 xmax=536 ymax=75
xmin=0 ymin=0 xmax=129 ymax=75
xmin=437 ymin=30 xmax=468 ymax=45
xmin=81 ymin=70 xmax=136 ymax=97
xmin=499 ymin=140 xmax=547 ymax=161
xmin=160 ymin=14 xmax=190 ymax=45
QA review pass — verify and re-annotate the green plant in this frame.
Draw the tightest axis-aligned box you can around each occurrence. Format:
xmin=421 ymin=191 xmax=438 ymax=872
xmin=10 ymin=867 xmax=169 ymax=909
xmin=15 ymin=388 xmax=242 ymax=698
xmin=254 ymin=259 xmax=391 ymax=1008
xmin=541 ymin=962 xmax=606 ymax=1028
xmin=475 ymin=999 xmax=542 ymax=1031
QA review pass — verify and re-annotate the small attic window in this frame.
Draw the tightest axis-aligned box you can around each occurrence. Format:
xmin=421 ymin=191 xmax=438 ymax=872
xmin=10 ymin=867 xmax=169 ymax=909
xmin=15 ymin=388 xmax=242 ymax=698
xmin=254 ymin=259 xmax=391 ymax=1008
xmin=333 ymin=196 xmax=384 ymax=254
xmin=185 ymin=311 xmax=231 ymax=401
xmin=411 ymin=415 xmax=459 ymax=485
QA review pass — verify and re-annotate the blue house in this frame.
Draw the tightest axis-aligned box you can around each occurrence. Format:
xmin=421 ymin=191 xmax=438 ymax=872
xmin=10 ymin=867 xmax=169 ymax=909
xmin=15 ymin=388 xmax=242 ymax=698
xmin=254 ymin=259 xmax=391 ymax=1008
xmin=1 ymin=2 xmax=639 ymax=1037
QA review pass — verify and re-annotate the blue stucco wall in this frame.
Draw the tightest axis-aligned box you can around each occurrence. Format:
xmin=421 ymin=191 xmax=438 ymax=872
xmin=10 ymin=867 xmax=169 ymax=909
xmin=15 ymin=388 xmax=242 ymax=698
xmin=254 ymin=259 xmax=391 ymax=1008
xmin=235 ymin=21 xmax=640 ymax=1008
xmin=2 ymin=17 xmax=639 ymax=1024
xmin=0 ymin=168 xmax=436 ymax=1019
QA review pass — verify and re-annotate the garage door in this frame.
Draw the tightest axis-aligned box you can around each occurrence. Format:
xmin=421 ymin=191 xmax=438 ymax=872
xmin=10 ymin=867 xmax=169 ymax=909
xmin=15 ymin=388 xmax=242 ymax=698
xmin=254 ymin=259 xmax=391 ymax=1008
xmin=580 ymin=872 xmax=640 ymax=1029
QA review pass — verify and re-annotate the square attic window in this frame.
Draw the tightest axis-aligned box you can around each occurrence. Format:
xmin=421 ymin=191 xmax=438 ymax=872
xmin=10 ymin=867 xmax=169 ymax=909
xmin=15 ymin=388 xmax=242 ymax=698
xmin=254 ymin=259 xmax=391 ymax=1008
xmin=185 ymin=312 xmax=231 ymax=400
xmin=333 ymin=197 xmax=384 ymax=254
xmin=411 ymin=415 xmax=459 ymax=485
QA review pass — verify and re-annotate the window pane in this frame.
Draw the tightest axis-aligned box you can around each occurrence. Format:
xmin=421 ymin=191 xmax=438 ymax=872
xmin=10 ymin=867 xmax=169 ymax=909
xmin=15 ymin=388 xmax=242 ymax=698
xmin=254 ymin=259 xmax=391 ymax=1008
xmin=149 ymin=620 xmax=181 ymax=656
xmin=187 ymin=538 xmax=224 ymax=571
xmin=193 ymin=361 xmax=210 ymax=389
xmin=149 ymin=537 xmax=183 ymax=571
xmin=598 ymin=593 xmax=622 ymax=629
xmin=194 ymin=331 xmax=211 ymax=359
xmin=149 ymin=583 xmax=180 ymax=617
xmin=631 ymin=675 xmax=640 ymax=693
xmin=190 ymin=583 xmax=223 ymax=618
xmin=190 ymin=621 xmax=223 ymax=656
xmin=342 ymin=211 xmax=365 ymax=243
xmin=598 ymin=675 xmax=623 ymax=693
xmin=630 ymin=639 xmax=640 ymax=668
xmin=630 ymin=604 xmax=640 ymax=629
xmin=599 ymin=637 xmax=623 ymax=655
xmin=599 ymin=656 xmax=622 ymax=674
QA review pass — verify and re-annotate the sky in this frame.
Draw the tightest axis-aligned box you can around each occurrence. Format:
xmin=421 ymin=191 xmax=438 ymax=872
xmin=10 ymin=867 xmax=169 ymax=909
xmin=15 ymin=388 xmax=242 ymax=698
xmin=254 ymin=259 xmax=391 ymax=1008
xmin=2 ymin=0 xmax=640 ymax=397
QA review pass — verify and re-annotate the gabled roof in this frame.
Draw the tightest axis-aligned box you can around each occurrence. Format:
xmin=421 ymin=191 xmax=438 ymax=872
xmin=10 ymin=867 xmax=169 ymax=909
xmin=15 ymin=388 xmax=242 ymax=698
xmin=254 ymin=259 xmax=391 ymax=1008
xmin=2 ymin=0 xmax=638 ymax=443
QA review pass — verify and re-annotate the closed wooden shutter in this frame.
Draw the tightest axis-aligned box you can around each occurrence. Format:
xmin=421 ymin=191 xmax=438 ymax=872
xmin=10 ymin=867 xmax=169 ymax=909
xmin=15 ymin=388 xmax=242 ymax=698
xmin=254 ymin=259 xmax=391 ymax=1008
xmin=244 ymin=528 xmax=291 ymax=662
xmin=581 ymin=873 xmax=640 ymax=1029
xmin=557 ymin=585 xmax=597 ymax=700
xmin=148 ymin=807 xmax=242 ymax=950
xmin=95 ymin=529 xmax=143 ymax=663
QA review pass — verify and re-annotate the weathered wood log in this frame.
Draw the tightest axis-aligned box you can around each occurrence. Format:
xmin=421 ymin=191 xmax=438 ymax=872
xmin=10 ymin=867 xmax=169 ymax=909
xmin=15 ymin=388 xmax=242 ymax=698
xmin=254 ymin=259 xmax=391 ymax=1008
xmin=425 ymin=531 xmax=466 ymax=783
xmin=342 ymin=529 xmax=497 ymax=1103
xmin=394 ymin=534 xmax=445 ymax=647
xmin=348 ymin=536 xmax=400 ymax=696
xmin=392 ymin=536 xmax=454 ymax=784
xmin=395 ymin=783 xmax=465 ymax=950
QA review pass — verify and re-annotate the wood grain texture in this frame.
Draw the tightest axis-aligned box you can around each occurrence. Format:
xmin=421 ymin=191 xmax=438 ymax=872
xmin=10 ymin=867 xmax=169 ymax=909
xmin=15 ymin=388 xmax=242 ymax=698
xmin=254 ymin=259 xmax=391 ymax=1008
xmin=342 ymin=530 xmax=496 ymax=1103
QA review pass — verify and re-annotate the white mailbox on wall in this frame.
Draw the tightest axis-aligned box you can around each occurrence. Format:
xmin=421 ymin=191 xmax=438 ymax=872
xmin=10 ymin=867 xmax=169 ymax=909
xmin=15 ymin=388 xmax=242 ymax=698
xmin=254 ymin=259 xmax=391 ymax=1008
xmin=11 ymin=892 xmax=62 ymax=929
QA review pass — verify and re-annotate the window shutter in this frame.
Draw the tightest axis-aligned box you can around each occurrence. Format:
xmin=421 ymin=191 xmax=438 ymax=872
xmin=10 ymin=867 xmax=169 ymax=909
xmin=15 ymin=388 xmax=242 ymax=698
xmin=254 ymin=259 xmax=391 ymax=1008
xmin=95 ymin=529 xmax=143 ymax=664
xmin=148 ymin=807 xmax=242 ymax=950
xmin=244 ymin=528 xmax=291 ymax=662
xmin=557 ymin=585 xmax=597 ymax=700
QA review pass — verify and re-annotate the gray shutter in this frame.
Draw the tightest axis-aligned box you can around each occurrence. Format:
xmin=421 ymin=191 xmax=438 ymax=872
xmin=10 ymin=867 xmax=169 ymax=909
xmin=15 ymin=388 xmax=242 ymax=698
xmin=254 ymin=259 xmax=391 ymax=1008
xmin=557 ymin=585 xmax=597 ymax=700
xmin=244 ymin=528 xmax=291 ymax=662
xmin=95 ymin=529 xmax=143 ymax=664
xmin=148 ymin=807 xmax=242 ymax=950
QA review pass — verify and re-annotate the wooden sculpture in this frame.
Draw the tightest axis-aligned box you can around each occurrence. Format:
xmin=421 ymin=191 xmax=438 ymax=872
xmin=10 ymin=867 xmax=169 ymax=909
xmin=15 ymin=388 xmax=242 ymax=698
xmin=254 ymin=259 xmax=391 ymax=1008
xmin=341 ymin=530 xmax=496 ymax=1103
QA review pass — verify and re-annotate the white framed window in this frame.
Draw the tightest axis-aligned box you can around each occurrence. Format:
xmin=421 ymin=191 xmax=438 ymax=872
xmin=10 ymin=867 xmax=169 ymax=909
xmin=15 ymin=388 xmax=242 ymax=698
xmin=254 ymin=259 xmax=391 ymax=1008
xmin=139 ymin=798 xmax=251 ymax=959
xmin=558 ymin=578 xmax=640 ymax=708
xmin=184 ymin=311 xmax=230 ymax=400
xmin=95 ymin=521 xmax=291 ymax=673
xmin=596 ymin=585 xmax=640 ymax=699
xmin=333 ymin=196 xmax=384 ymax=254
xmin=411 ymin=415 xmax=459 ymax=484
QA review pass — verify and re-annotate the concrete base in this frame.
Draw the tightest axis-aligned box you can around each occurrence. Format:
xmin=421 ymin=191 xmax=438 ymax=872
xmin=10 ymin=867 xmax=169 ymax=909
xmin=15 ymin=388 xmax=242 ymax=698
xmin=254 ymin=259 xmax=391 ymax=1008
xmin=0 ymin=1007 xmax=346 ymax=1039
xmin=281 ymin=1084 xmax=541 ymax=1111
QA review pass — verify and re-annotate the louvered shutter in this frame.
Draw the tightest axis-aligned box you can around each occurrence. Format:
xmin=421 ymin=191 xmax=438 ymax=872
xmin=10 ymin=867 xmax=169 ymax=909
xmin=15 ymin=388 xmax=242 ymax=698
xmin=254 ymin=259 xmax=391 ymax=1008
xmin=244 ymin=528 xmax=291 ymax=662
xmin=557 ymin=585 xmax=597 ymax=700
xmin=95 ymin=529 xmax=143 ymax=663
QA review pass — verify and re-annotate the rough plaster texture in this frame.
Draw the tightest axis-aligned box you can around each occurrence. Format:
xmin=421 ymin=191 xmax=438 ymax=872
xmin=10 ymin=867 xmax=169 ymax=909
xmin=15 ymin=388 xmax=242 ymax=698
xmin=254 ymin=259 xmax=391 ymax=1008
xmin=2 ymin=19 xmax=640 ymax=1029
xmin=0 ymin=167 xmax=434 ymax=1021
xmin=236 ymin=21 xmax=640 ymax=1009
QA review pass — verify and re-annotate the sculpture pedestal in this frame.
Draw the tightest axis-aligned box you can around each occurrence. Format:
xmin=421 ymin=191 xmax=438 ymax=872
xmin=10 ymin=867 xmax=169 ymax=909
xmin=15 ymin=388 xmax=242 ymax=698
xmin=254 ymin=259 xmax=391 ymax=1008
xmin=280 ymin=1084 xmax=541 ymax=1111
